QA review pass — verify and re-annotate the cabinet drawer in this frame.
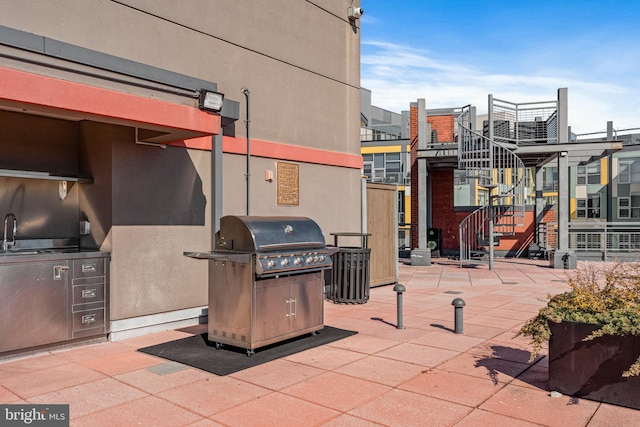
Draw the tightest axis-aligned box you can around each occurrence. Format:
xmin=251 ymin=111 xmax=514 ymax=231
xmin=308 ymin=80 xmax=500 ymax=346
xmin=73 ymin=259 xmax=104 ymax=278
xmin=72 ymin=279 xmax=104 ymax=305
xmin=72 ymin=308 xmax=105 ymax=332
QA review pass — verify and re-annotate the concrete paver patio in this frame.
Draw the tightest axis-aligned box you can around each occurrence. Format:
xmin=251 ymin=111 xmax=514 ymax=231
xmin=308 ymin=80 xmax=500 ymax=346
xmin=1 ymin=258 xmax=639 ymax=426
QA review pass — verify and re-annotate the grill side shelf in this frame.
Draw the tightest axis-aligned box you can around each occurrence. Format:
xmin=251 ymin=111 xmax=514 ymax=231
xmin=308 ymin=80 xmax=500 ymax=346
xmin=183 ymin=251 xmax=251 ymax=263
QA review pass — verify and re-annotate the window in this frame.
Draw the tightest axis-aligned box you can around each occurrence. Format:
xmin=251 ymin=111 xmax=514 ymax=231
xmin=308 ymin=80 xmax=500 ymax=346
xmin=616 ymin=196 xmax=640 ymax=219
xmin=576 ymin=193 xmax=601 ymax=218
xmin=397 ymin=190 xmax=405 ymax=224
xmin=385 ymin=153 xmax=401 ymax=183
xmin=577 ymin=163 xmax=600 ymax=185
xmin=478 ymin=189 xmax=489 ymax=206
xmin=632 ymin=194 xmax=640 ymax=218
xmin=543 ymin=166 xmax=558 ymax=191
xmin=619 ymin=197 xmax=630 ymax=218
xmin=363 ymin=154 xmax=373 ymax=178
xmin=454 ymin=169 xmax=467 ymax=184
xmin=362 ymin=152 xmax=404 ymax=183
xmin=619 ymin=161 xmax=631 ymax=184
xmin=619 ymin=160 xmax=640 ymax=184
xmin=523 ymin=167 xmax=531 ymax=187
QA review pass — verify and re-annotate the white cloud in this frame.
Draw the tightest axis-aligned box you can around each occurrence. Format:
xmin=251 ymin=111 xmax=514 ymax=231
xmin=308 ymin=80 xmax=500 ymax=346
xmin=361 ymin=41 xmax=640 ymax=134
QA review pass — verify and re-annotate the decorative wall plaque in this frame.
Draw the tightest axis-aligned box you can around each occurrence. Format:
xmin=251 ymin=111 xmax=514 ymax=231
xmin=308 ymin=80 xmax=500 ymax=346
xmin=277 ymin=162 xmax=299 ymax=206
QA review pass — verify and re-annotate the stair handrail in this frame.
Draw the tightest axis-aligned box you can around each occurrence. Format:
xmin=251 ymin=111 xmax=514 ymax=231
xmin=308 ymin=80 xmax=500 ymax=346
xmin=457 ymin=106 xmax=527 ymax=266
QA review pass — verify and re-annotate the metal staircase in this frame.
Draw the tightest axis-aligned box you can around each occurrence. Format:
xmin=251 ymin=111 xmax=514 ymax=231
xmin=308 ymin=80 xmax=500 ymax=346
xmin=458 ymin=105 xmax=526 ymax=267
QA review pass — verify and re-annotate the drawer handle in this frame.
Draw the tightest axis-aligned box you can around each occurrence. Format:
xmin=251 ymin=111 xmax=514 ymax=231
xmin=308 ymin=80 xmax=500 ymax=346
xmin=82 ymin=264 xmax=97 ymax=273
xmin=82 ymin=289 xmax=97 ymax=299
xmin=53 ymin=265 xmax=70 ymax=280
xmin=82 ymin=314 xmax=97 ymax=324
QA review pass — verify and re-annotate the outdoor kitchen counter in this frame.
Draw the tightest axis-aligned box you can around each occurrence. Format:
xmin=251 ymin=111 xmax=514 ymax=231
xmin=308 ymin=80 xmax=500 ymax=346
xmin=0 ymin=250 xmax=110 ymax=355
xmin=0 ymin=249 xmax=110 ymax=264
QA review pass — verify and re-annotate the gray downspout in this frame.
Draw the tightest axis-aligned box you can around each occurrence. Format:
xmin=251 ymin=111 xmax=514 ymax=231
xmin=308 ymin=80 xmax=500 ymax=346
xmin=212 ymin=133 xmax=223 ymax=247
xmin=242 ymin=88 xmax=251 ymax=216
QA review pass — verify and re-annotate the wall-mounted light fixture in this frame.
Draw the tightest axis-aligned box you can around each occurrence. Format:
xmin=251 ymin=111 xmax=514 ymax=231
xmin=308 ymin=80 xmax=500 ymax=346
xmin=198 ymin=90 xmax=225 ymax=113
xmin=560 ymin=151 xmax=568 ymax=157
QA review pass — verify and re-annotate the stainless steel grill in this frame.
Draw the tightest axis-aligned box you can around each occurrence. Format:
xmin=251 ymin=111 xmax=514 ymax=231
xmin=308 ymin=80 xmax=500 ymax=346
xmin=185 ymin=215 xmax=336 ymax=355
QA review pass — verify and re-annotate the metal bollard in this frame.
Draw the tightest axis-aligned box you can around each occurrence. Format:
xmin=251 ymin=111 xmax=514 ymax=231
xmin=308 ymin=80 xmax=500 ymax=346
xmin=451 ymin=298 xmax=465 ymax=334
xmin=393 ymin=283 xmax=406 ymax=329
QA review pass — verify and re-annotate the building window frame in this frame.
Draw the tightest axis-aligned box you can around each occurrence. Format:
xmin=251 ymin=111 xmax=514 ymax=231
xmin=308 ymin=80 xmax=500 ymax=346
xmin=619 ymin=159 xmax=640 ymax=184
xmin=577 ymin=163 xmax=601 ymax=185
xmin=576 ymin=193 xmax=601 ymax=218
xmin=619 ymin=197 xmax=630 ymax=218
xmin=619 ymin=161 xmax=631 ymax=184
xmin=362 ymin=152 xmax=404 ymax=184
xmin=632 ymin=194 xmax=640 ymax=218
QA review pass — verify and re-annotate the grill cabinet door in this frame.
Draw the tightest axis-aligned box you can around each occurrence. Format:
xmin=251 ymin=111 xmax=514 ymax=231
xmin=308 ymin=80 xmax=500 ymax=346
xmin=290 ymin=273 xmax=323 ymax=332
xmin=255 ymin=278 xmax=292 ymax=342
xmin=254 ymin=273 xmax=324 ymax=346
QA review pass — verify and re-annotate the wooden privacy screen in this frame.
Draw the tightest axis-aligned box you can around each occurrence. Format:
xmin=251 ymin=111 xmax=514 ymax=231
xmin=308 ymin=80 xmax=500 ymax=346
xmin=366 ymin=183 xmax=398 ymax=286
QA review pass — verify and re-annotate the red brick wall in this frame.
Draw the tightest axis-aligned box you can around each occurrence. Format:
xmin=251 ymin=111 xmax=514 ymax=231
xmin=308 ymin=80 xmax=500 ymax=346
xmin=430 ymin=169 xmax=462 ymax=251
xmin=410 ymin=106 xmax=419 ymax=249
xmin=427 ymin=115 xmax=454 ymax=142
xmin=410 ymin=109 xmax=456 ymax=249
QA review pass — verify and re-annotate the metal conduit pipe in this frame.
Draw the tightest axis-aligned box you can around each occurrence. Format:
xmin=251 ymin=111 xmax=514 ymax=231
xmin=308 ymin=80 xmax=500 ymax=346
xmin=242 ymin=88 xmax=251 ymax=215
xmin=0 ymin=53 xmax=200 ymax=99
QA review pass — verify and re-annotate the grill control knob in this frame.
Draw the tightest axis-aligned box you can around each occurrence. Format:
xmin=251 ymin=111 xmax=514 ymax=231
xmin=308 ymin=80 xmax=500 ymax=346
xmin=313 ymin=256 xmax=319 ymax=262
xmin=281 ymin=258 xmax=289 ymax=266
xmin=318 ymin=255 xmax=325 ymax=262
xmin=306 ymin=257 xmax=313 ymax=264
xmin=267 ymin=260 xmax=276 ymax=268
xmin=294 ymin=257 xmax=302 ymax=265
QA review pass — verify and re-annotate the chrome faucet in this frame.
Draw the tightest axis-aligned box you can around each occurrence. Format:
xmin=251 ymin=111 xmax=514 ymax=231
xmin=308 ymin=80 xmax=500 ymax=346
xmin=2 ymin=213 xmax=17 ymax=252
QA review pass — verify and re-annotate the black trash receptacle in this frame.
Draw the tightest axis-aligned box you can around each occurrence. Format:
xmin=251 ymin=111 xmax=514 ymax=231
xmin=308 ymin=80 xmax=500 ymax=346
xmin=327 ymin=233 xmax=371 ymax=304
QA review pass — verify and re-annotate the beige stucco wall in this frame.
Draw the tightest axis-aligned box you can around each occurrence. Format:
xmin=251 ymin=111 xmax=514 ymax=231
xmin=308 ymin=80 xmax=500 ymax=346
xmin=222 ymin=153 xmax=363 ymax=234
xmin=0 ymin=0 xmax=361 ymax=153
xmin=0 ymin=0 xmax=362 ymax=324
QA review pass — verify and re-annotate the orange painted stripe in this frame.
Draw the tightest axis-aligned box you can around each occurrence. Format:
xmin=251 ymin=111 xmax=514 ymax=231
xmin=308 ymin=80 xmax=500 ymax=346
xmin=1 ymin=67 xmax=360 ymax=169
xmin=0 ymin=66 xmax=219 ymax=133
xmin=172 ymin=136 xmax=362 ymax=169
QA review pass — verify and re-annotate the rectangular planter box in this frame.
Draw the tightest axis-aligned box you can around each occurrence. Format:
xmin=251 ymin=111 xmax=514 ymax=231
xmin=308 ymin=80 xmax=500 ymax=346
xmin=549 ymin=321 xmax=640 ymax=409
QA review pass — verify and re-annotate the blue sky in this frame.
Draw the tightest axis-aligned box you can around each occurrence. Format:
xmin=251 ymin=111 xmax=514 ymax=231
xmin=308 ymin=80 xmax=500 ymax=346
xmin=360 ymin=0 xmax=640 ymax=134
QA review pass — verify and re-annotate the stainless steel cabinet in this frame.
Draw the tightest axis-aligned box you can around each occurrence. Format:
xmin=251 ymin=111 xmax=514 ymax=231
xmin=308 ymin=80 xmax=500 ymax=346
xmin=70 ymin=258 xmax=108 ymax=339
xmin=0 ymin=261 xmax=69 ymax=353
xmin=255 ymin=274 xmax=323 ymax=345
xmin=0 ymin=253 xmax=109 ymax=355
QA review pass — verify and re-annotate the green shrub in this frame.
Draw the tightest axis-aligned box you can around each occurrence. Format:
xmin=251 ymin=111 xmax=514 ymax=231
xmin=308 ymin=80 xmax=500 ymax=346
xmin=516 ymin=261 xmax=640 ymax=377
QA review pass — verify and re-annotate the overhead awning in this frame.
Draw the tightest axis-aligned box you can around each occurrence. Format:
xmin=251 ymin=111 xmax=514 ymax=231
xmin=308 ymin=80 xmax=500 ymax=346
xmin=0 ymin=66 xmax=220 ymax=144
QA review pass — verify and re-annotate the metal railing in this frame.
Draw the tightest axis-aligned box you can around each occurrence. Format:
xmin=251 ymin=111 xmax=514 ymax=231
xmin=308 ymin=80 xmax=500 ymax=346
xmin=457 ymin=105 xmax=526 ymax=266
xmin=565 ymin=221 xmax=640 ymax=261
xmin=490 ymin=97 xmax=559 ymax=145
xmin=364 ymin=171 xmax=410 ymax=186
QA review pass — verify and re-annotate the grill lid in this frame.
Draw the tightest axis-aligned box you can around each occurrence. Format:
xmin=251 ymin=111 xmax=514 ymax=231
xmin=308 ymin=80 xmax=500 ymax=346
xmin=216 ymin=215 xmax=326 ymax=252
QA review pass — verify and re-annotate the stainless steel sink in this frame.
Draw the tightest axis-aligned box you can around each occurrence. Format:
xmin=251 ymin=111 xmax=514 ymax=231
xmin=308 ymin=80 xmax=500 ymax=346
xmin=0 ymin=248 xmax=77 ymax=256
xmin=0 ymin=250 xmax=40 ymax=256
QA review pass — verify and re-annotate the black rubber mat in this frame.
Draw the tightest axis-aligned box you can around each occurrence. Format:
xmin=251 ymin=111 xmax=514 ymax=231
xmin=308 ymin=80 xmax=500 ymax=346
xmin=138 ymin=326 xmax=357 ymax=376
